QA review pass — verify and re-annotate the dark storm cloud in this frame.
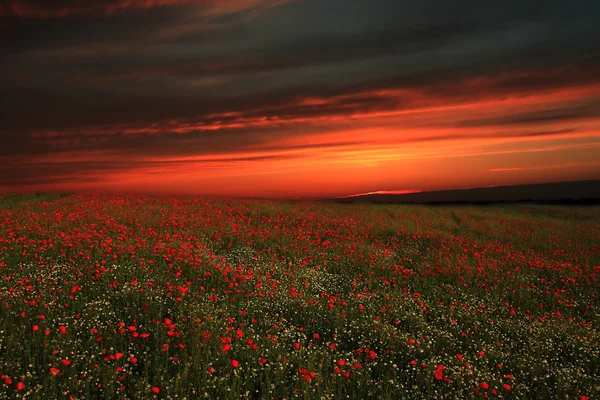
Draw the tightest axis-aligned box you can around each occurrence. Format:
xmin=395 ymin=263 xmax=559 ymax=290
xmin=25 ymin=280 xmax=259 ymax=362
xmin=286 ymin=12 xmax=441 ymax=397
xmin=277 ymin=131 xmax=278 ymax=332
xmin=2 ymin=60 xmax=598 ymax=140
xmin=456 ymin=102 xmax=600 ymax=127
xmin=0 ymin=0 xmax=215 ymax=19
xmin=1 ymin=0 xmax=599 ymax=191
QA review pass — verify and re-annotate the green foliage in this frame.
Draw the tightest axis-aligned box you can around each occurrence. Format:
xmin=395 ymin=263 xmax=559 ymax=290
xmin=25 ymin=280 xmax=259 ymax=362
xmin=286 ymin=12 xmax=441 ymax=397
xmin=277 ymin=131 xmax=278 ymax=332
xmin=0 ymin=194 xmax=598 ymax=399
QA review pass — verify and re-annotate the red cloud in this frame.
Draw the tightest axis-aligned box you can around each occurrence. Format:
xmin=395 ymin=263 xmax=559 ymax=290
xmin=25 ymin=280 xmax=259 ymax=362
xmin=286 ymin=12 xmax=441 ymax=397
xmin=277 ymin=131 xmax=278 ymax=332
xmin=0 ymin=0 xmax=285 ymax=19
xmin=0 ymin=1 xmax=192 ymax=18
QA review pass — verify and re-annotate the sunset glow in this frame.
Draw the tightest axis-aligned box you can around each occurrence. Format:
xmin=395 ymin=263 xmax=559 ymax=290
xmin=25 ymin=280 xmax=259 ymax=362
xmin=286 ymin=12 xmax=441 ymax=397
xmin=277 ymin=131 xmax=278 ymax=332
xmin=1 ymin=0 xmax=598 ymax=197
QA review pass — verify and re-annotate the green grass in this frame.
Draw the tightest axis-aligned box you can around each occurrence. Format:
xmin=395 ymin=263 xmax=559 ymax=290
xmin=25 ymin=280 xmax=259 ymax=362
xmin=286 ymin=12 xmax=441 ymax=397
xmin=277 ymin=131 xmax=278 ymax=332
xmin=0 ymin=193 xmax=598 ymax=399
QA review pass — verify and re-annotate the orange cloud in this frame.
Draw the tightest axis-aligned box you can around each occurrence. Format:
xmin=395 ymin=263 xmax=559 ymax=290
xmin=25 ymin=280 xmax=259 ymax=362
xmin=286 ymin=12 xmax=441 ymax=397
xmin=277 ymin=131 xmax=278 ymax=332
xmin=4 ymin=64 xmax=600 ymax=198
xmin=489 ymin=162 xmax=600 ymax=172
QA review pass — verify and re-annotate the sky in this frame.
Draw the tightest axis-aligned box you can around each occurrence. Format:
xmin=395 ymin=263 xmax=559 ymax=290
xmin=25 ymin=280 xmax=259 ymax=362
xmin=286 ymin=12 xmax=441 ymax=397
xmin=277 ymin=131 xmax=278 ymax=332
xmin=1 ymin=0 xmax=599 ymax=198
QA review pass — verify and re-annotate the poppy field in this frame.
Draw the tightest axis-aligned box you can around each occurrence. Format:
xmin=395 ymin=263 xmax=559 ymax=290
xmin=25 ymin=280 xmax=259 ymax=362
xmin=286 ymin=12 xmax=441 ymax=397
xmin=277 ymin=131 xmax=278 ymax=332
xmin=0 ymin=193 xmax=598 ymax=399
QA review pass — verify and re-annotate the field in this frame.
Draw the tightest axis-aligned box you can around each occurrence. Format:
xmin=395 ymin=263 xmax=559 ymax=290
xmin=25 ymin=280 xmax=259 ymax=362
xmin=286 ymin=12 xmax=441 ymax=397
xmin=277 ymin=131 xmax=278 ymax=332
xmin=0 ymin=193 xmax=598 ymax=399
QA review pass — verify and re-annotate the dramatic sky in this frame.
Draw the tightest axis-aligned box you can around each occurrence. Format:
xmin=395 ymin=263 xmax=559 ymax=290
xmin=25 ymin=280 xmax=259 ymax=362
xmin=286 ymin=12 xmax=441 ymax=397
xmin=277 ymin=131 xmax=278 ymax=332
xmin=1 ymin=0 xmax=599 ymax=198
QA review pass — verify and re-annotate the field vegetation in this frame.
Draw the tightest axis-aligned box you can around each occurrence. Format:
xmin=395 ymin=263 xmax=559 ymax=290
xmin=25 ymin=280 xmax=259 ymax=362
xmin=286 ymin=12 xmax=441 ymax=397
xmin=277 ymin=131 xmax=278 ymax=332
xmin=0 ymin=194 xmax=598 ymax=399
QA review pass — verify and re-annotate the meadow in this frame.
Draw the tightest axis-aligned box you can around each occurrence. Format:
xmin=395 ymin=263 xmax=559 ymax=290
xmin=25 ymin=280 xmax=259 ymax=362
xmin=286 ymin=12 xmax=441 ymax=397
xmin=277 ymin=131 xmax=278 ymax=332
xmin=0 ymin=193 xmax=598 ymax=399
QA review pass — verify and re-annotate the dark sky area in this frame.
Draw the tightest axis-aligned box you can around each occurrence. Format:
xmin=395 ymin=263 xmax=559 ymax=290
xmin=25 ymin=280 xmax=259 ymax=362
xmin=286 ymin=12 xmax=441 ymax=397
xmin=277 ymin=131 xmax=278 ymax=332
xmin=1 ymin=0 xmax=599 ymax=198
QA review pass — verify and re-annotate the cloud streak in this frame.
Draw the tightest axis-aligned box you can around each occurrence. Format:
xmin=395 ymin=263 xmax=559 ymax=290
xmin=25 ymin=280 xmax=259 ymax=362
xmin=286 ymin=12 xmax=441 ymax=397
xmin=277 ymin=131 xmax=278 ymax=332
xmin=1 ymin=0 xmax=599 ymax=196
xmin=0 ymin=0 xmax=290 ymax=19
